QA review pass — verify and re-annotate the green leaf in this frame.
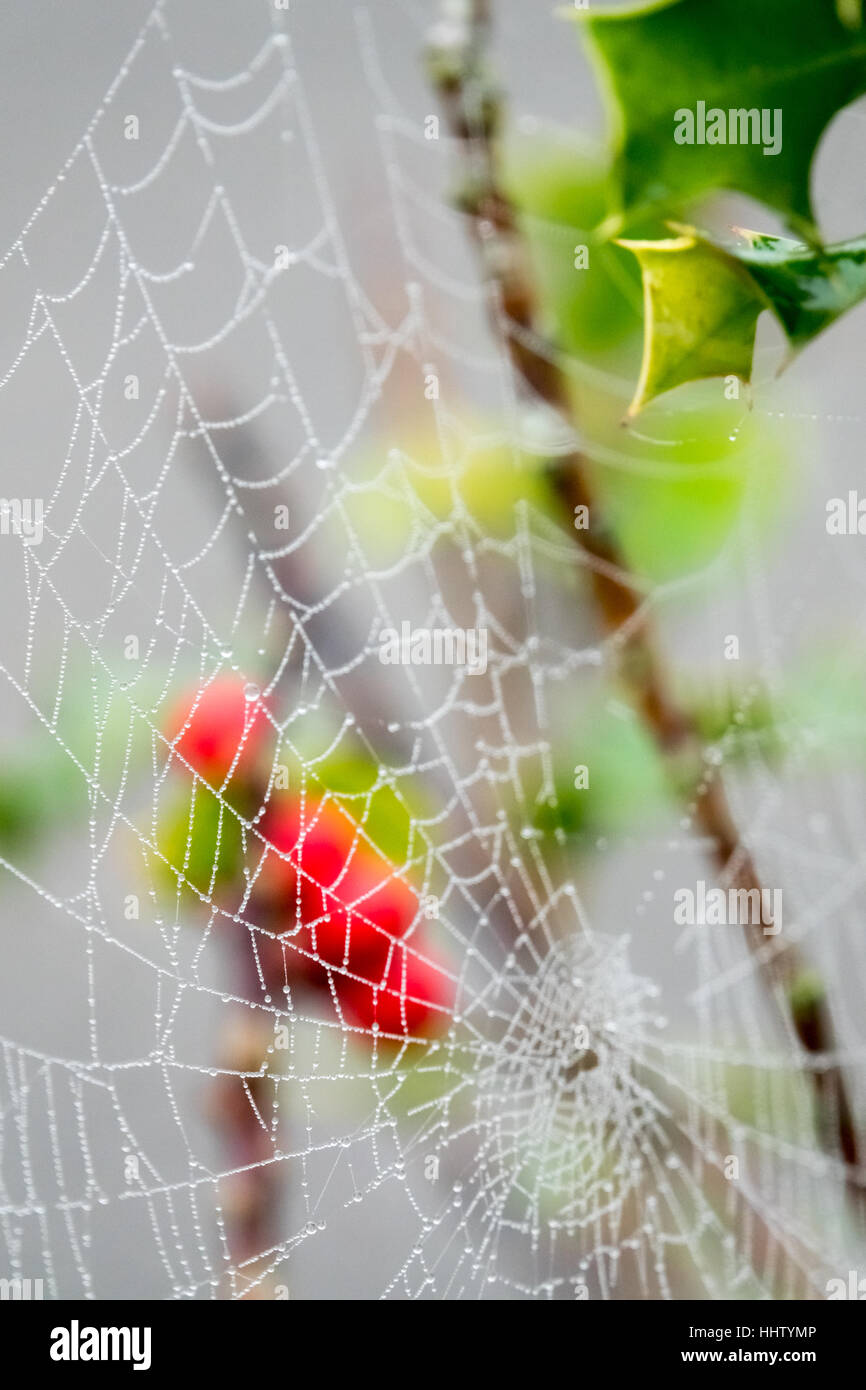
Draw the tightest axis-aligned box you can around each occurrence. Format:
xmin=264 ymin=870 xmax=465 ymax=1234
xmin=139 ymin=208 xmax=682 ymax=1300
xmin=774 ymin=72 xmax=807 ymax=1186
xmin=620 ymin=226 xmax=866 ymax=410
xmin=576 ymin=0 xmax=866 ymax=232
xmin=731 ymin=228 xmax=866 ymax=347
xmin=619 ymin=232 xmax=765 ymax=413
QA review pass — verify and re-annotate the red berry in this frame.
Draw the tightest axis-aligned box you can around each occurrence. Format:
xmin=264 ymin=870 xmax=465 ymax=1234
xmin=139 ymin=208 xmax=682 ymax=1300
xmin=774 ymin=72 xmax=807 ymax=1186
xmin=166 ymin=677 xmax=271 ymax=790
xmin=258 ymin=798 xmax=356 ymax=893
xmin=338 ymin=943 xmax=453 ymax=1041
xmin=255 ymin=798 xmax=421 ymax=986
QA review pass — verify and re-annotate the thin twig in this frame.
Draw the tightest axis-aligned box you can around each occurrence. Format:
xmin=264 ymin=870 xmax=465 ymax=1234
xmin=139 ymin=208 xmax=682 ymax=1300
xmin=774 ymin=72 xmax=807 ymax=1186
xmin=427 ymin=0 xmax=863 ymax=1207
xmin=211 ymin=1010 xmax=280 ymax=1297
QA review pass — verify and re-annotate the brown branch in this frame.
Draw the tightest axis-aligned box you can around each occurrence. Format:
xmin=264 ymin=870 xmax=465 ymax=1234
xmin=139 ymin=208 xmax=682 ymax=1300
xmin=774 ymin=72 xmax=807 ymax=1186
xmin=427 ymin=0 xmax=863 ymax=1208
xmin=209 ymin=916 xmax=284 ymax=1299
xmin=210 ymin=1008 xmax=280 ymax=1297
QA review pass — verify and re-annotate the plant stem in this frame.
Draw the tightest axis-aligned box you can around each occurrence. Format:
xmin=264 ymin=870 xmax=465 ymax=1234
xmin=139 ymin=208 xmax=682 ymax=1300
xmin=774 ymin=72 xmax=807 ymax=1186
xmin=211 ymin=876 xmax=286 ymax=1298
xmin=211 ymin=1004 xmax=280 ymax=1297
xmin=427 ymin=0 xmax=863 ymax=1209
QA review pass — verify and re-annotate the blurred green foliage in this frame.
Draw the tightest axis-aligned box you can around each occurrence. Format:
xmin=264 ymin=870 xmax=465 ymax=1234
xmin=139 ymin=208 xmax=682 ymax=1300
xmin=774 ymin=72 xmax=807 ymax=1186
xmin=687 ymin=684 xmax=782 ymax=760
xmin=579 ymin=391 xmax=787 ymax=583
xmin=0 ymin=752 xmax=83 ymax=854
xmin=724 ymin=1061 xmax=816 ymax=1145
xmin=305 ymin=749 xmax=417 ymax=867
xmin=342 ymin=432 xmax=558 ymax=575
xmin=155 ymin=785 xmax=245 ymax=909
xmin=501 ymin=136 xmax=644 ymax=357
xmin=533 ymin=703 xmax=672 ymax=841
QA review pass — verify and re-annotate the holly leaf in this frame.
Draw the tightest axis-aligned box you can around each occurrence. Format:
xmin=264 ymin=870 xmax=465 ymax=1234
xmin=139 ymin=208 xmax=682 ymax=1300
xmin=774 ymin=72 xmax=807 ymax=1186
xmin=620 ymin=226 xmax=866 ymax=411
xmin=731 ymin=227 xmax=866 ymax=345
xmin=576 ymin=0 xmax=866 ymax=232
xmin=619 ymin=232 xmax=764 ymax=413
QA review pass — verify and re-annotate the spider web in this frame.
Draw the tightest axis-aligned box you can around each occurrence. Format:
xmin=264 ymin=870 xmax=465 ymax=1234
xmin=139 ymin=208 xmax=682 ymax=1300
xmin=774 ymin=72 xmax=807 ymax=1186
xmin=0 ymin=0 xmax=865 ymax=1301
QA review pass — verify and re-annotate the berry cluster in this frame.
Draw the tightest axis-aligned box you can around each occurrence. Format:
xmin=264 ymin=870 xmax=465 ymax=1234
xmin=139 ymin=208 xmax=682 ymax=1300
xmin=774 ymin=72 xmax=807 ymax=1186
xmin=165 ymin=677 xmax=453 ymax=1043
